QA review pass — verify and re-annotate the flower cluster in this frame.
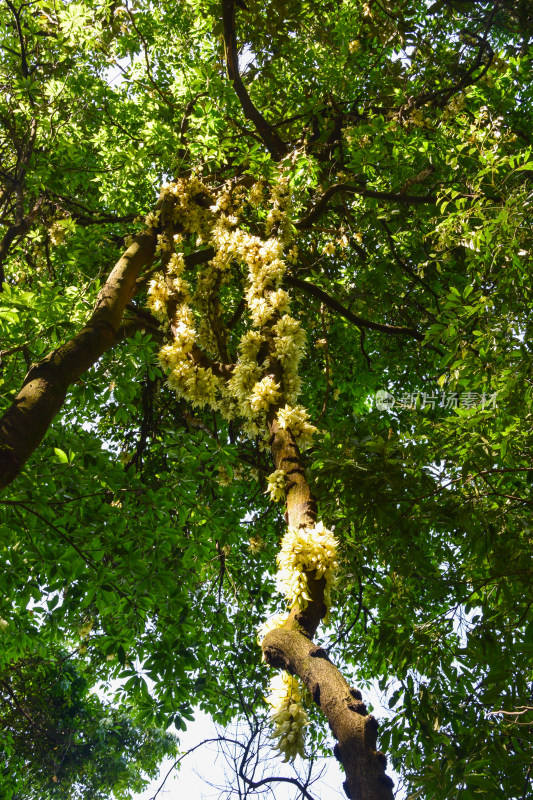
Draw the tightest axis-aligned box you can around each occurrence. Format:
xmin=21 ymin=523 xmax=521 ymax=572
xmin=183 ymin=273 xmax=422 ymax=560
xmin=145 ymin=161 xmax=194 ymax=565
xmin=148 ymin=175 xmax=319 ymax=452
xmin=276 ymin=521 xmax=338 ymax=614
xmin=49 ymin=220 xmax=67 ymax=246
xmin=149 ymin=246 xmax=225 ymax=409
xmin=276 ymin=404 xmax=317 ymax=451
xmin=49 ymin=218 xmax=76 ymax=246
xmin=216 ymin=465 xmax=232 ymax=487
xmin=265 ymin=671 xmax=308 ymax=762
xmin=266 ymin=469 xmax=286 ymax=503
xmin=147 ymin=272 xmax=171 ymax=321
xmin=249 ymin=376 xmax=281 ymax=413
xmin=248 ymin=534 xmax=266 ymax=554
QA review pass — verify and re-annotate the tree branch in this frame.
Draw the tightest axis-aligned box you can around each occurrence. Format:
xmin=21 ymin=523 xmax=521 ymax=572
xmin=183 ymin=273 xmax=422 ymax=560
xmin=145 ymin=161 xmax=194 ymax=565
xmin=188 ymin=345 xmax=234 ymax=379
xmin=263 ymin=629 xmax=394 ymax=800
xmin=5 ymin=0 xmax=30 ymax=78
xmin=221 ymin=0 xmax=285 ymax=160
xmin=406 ymin=4 xmax=498 ymax=110
xmin=0 ymin=195 xmax=44 ymax=287
xmin=295 ymin=183 xmax=436 ymax=229
xmin=0 ymin=227 xmax=159 ymax=490
xmin=262 ymin=391 xmax=394 ymax=800
xmin=240 ymin=772 xmax=318 ymax=800
xmin=285 ymin=276 xmax=426 ymax=341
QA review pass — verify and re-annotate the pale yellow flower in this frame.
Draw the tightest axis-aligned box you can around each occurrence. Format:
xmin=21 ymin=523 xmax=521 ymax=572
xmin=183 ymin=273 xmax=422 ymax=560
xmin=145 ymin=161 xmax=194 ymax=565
xmin=276 ymin=521 xmax=339 ymax=613
xmin=276 ymin=404 xmax=317 ymax=450
xmin=265 ymin=671 xmax=308 ymax=761
xmin=249 ymin=377 xmax=281 ymax=413
xmin=248 ymin=534 xmax=266 ymax=554
xmin=217 ymin=465 xmax=232 ymax=487
xmin=266 ymin=469 xmax=286 ymax=503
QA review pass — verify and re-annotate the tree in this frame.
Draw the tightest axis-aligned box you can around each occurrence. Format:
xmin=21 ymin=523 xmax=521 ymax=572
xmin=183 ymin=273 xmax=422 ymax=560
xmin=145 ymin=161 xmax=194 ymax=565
xmin=0 ymin=649 xmax=176 ymax=799
xmin=0 ymin=0 xmax=532 ymax=798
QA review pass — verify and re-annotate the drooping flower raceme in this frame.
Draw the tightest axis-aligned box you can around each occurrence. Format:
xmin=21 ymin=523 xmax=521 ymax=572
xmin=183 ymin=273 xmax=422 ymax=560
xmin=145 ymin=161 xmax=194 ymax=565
xmin=276 ymin=521 xmax=339 ymax=615
xmin=265 ymin=671 xmax=308 ymax=762
xmin=148 ymin=175 xmax=316 ymax=445
xmin=145 ymin=177 xmax=337 ymax=765
xmin=266 ymin=469 xmax=286 ymax=503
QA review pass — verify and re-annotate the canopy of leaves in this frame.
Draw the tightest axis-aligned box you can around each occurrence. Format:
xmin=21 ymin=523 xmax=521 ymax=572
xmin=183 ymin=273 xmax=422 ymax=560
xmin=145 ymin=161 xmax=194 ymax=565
xmin=0 ymin=0 xmax=532 ymax=798
xmin=0 ymin=649 xmax=176 ymax=799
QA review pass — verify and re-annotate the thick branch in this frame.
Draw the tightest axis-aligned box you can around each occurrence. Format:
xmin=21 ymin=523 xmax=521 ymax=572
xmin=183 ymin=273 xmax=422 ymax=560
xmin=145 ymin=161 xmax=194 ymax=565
xmin=0 ymin=229 xmax=158 ymax=490
xmin=263 ymin=629 xmax=394 ymax=800
xmin=189 ymin=345 xmax=234 ymax=379
xmin=285 ymin=276 xmax=425 ymax=341
xmin=269 ymin=420 xmax=316 ymax=531
xmin=221 ymin=0 xmax=285 ymax=160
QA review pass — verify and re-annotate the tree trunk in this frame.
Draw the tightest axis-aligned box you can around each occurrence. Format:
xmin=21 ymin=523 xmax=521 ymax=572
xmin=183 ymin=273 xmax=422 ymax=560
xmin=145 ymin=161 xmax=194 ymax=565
xmin=263 ymin=417 xmax=394 ymax=800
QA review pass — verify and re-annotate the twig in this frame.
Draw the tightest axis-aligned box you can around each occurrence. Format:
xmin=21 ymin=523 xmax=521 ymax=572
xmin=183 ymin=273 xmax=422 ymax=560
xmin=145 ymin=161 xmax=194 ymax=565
xmin=296 ymin=183 xmax=436 ymax=229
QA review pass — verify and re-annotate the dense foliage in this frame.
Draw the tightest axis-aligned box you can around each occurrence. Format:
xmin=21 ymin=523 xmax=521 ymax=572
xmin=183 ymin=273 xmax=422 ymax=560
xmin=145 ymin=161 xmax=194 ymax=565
xmin=0 ymin=650 xmax=176 ymax=799
xmin=0 ymin=0 xmax=532 ymax=798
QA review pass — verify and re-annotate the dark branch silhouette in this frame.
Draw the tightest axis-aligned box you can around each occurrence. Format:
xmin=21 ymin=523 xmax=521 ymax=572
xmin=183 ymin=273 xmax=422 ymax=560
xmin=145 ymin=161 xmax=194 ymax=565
xmin=221 ymin=0 xmax=286 ymax=160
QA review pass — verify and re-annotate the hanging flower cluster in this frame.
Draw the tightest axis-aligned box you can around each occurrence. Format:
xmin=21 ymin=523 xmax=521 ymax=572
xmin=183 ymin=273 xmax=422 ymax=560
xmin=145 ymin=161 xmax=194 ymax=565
xmin=266 ymin=469 xmax=286 ymax=503
xmin=265 ymin=671 xmax=308 ymax=762
xmin=155 ymin=246 xmax=222 ymax=411
xmin=277 ymin=521 xmax=338 ymax=616
xmin=146 ymin=174 xmax=315 ymax=449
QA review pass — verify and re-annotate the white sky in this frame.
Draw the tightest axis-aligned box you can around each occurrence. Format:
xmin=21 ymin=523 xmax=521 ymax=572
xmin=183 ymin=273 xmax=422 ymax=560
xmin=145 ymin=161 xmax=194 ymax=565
xmin=133 ymin=710 xmax=346 ymax=800
xmin=132 ymin=691 xmax=404 ymax=800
